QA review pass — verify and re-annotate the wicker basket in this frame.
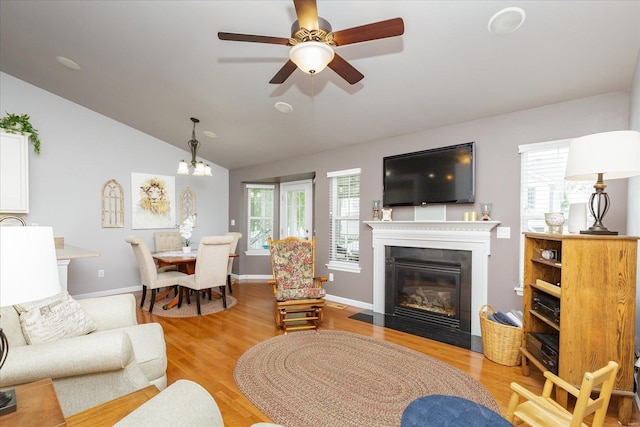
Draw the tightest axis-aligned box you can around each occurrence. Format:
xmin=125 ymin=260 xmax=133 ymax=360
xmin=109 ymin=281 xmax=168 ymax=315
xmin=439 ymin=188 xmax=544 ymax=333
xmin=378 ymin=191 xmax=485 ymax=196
xmin=479 ymin=304 xmax=522 ymax=366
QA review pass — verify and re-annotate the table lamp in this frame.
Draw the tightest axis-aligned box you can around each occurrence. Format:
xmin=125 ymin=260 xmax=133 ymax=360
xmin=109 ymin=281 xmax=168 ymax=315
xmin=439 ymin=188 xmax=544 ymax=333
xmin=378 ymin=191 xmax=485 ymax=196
xmin=564 ymin=130 xmax=640 ymax=235
xmin=0 ymin=226 xmax=61 ymax=415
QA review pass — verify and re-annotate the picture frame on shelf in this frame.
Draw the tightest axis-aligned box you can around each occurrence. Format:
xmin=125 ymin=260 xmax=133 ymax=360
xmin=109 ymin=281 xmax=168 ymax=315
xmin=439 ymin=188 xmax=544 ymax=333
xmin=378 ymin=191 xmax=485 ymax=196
xmin=381 ymin=208 xmax=393 ymax=222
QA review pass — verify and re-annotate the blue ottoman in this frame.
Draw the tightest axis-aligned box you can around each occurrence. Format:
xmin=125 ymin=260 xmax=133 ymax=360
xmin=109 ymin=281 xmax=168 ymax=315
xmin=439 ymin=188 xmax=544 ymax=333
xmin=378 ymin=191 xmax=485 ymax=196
xmin=401 ymin=395 xmax=511 ymax=427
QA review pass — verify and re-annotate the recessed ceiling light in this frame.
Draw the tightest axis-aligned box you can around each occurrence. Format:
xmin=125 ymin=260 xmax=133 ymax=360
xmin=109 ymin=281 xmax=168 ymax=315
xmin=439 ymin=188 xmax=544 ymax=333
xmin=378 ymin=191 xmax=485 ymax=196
xmin=275 ymin=102 xmax=293 ymax=114
xmin=488 ymin=7 xmax=526 ymax=35
xmin=203 ymin=130 xmax=217 ymax=138
xmin=56 ymin=56 xmax=80 ymax=71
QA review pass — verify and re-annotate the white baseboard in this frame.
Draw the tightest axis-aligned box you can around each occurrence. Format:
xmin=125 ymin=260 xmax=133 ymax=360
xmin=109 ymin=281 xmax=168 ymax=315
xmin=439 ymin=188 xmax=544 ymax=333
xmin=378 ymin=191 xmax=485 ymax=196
xmin=72 ymin=285 xmax=140 ymax=300
xmin=238 ymin=274 xmax=273 ymax=280
xmin=71 ymin=278 xmax=373 ymax=312
xmin=325 ymin=294 xmax=371 ymax=310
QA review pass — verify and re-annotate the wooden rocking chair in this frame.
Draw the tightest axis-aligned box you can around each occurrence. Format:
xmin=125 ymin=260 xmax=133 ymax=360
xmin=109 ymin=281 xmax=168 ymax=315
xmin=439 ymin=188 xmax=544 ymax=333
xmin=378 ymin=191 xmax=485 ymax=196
xmin=268 ymin=236 xmax=327 ymax=333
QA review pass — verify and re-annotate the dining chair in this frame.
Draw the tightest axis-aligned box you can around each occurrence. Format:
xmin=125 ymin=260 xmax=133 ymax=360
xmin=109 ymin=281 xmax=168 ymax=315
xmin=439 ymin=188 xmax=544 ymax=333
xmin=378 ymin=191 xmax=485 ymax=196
xmin=125 ymin=236 xmax=187 ymax=313
xmin=177 ymin=235 xmax=234 ymax=315
xmin=225 ymin=232 xmax=242 ymax=294
xmin=153 ymin=231 xmax=183 ymax=272
xmin=153 ymin=231 xmax=182 ymax=252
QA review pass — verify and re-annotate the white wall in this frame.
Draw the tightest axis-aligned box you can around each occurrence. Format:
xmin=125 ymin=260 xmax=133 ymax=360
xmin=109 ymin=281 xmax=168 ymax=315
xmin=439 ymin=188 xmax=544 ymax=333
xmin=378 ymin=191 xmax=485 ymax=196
xmin=0 ymin=72 xmax=229 ymax=297
xmin=230 ymin=91 xmax=631 ymax=311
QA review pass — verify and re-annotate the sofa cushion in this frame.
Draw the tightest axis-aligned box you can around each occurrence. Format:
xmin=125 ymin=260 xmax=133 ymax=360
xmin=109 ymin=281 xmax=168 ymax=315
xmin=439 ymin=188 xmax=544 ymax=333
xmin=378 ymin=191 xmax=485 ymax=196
xmin=14 ymin=290 xmax=98 ymax=344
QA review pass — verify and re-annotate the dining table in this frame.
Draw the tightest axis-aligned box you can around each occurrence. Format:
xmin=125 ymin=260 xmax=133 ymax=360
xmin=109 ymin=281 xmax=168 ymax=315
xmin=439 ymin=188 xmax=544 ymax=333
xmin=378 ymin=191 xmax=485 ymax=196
xmin=152 ymin=250 xmax=238 ymax=310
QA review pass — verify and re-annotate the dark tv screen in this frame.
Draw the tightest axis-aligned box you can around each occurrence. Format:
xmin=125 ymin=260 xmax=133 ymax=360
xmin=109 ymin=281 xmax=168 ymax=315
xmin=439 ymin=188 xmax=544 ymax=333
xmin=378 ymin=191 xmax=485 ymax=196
xmin=383 ymin=142 xmax=476 ymax=206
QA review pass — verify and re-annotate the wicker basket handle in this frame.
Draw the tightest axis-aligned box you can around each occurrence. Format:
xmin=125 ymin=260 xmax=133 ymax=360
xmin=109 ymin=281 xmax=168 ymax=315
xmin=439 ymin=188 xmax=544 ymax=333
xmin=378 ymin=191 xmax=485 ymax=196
xmin=479 ymin=304 xmax=496 ymax=316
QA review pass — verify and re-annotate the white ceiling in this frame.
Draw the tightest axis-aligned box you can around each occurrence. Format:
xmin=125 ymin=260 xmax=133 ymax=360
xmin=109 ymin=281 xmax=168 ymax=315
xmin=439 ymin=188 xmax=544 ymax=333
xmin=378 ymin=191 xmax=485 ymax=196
xmin=1 ymin=1 xmax=639 ymax=170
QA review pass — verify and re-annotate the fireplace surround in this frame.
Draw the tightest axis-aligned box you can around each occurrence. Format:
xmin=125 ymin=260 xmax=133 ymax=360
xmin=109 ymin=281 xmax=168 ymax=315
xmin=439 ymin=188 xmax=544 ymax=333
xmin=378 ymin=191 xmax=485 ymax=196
xmin=366 ymin=221 xmax=499 ymax=340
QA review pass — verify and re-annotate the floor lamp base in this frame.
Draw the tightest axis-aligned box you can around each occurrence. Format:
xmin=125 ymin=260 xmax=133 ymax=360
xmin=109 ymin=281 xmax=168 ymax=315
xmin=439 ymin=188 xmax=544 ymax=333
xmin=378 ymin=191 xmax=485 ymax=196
xmin=0 ymin=389 xmax=17 ymax=416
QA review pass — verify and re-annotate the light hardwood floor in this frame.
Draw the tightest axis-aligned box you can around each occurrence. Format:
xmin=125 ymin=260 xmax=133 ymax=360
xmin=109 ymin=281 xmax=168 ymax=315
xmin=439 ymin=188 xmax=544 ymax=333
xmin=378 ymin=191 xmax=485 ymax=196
xmin=135 ymin=280 xmax=639 ymax=426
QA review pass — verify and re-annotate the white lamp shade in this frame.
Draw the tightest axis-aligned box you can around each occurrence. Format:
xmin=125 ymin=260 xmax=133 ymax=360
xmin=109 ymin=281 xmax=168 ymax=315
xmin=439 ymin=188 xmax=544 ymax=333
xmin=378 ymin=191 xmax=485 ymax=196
xmin=565 ymin=130 xmax=640 ymax=181
xmin=193 ymin=162 xmax=206 ymax=176
xmin=177 ymin=160 xmax=190 ymax=175
xmin=0 ymin=226 xmax=61 ymax=307
xmin=289 ymin=41 xmax=335 ymax=75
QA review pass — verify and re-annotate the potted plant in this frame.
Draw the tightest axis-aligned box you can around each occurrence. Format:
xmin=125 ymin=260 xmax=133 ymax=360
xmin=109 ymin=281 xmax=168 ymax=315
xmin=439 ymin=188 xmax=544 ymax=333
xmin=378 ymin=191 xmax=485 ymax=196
xmin=0 ymin=113 xmax=42 ymax=154
xmin=178 ymin=215 xmax=196 ymax=253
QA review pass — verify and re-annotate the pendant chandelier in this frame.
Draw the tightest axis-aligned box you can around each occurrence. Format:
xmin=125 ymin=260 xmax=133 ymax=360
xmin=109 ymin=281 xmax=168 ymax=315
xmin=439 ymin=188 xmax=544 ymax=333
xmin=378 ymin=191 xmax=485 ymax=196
xmin=177 ymin=117 xmax=212 ymax=176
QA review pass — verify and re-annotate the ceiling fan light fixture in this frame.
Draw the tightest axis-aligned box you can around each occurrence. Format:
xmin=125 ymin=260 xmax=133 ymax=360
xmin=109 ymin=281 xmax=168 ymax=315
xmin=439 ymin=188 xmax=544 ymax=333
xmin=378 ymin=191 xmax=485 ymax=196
xmin=289 ymin=41 xmax=335 ymax=75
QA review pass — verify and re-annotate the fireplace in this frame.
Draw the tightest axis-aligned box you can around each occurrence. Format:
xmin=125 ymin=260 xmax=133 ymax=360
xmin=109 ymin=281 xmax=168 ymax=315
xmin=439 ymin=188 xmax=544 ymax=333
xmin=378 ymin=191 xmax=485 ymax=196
xmin=385 ymin=246 xmax=471 ymax=335
xmin=361 ymin=220 xmax=499 ymax=350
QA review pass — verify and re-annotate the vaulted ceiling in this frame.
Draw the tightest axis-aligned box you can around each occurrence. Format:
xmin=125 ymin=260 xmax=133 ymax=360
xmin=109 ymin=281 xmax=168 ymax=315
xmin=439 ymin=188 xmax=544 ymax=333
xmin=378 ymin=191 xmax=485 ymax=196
xmin=1 ymin=1 xmax=638 ymax=169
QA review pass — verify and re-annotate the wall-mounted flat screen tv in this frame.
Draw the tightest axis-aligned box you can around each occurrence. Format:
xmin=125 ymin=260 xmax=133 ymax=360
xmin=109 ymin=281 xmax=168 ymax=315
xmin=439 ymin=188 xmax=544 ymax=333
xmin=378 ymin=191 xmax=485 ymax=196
xmin=383 ymin=142 xmax=476 ymax=207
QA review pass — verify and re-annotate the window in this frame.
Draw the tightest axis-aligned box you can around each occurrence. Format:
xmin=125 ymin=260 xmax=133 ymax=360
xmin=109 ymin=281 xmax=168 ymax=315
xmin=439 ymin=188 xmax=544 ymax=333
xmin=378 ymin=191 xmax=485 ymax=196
xmin=247 ymin=184 xmax=274 ymax=254
xmin=519 ymin=139 xmax=593 ymax=233
xmin=327 ymin=168 xmax=361 ymax=273
xmin=518 ymin=139 xmax=592 ymax=281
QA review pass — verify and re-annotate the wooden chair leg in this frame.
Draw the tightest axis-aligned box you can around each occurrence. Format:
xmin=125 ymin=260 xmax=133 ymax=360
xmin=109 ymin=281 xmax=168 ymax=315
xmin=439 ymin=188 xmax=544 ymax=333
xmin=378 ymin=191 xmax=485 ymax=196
xmin=220 ymin=285 xmax=227 ymax=309
xmin=149 ymin=288 xmax=156 ymax=313
xmin=227 ymin=274 xmax=232 ymax=294
xmin=140 ymin=286 xmax=147 ymax=308
xmin=195 ymin=289 xmax=201 ymax=315
xmin=177 ymin=286 xmax=184 ymax=308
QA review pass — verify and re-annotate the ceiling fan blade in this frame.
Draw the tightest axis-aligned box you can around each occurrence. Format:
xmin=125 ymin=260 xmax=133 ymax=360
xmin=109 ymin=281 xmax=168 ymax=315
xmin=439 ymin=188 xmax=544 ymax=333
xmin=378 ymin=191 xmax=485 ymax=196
xmin=332 ymin=18 xmax=404 ymax=46
xmin=269 ymin=60 xmax=298 ymax=84
xmin=218 ymin=32 xmax=290 ymax=45
xmin=328 ymin=53 xmax=364 ymax=85
xmin=293 ymin=0 xmax=319 ymax=30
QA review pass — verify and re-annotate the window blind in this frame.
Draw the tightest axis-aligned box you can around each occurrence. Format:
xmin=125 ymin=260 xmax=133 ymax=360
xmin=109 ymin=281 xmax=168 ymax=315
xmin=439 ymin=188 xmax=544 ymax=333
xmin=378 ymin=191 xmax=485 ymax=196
xmin=328 ymin=169 xmax=361 ymax=267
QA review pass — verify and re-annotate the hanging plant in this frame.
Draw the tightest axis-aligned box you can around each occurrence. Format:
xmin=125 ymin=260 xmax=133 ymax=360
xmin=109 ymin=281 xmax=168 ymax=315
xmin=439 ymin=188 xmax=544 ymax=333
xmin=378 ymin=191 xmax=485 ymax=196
xmin=0 ymin=113 xmax=41 ymax=154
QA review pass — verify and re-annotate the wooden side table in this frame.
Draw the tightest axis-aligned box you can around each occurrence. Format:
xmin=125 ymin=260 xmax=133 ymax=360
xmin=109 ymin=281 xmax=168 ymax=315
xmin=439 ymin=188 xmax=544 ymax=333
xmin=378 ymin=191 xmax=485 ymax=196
xmin=65 ymin=385 xmax=159 ymax=426
xmin=0 ymin=378 xmax=65 ymax=427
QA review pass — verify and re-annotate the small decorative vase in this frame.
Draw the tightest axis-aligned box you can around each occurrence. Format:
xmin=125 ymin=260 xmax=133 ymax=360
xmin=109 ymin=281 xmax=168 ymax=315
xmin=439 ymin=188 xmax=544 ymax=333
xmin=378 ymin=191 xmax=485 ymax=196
xmin=373 ymin=200 xmax=381 ymax=221
xmin=480 ymin=202 xmax=492 ymax=221
xmin=544 ymin=212 xmax=565 ymax=234
xmin=182 ymin=246 xmax=191 ymax=254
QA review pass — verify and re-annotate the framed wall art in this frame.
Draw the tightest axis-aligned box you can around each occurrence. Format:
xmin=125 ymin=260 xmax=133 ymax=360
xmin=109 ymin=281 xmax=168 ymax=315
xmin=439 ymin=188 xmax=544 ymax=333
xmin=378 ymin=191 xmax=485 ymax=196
xmin=180 ymin=187 xmax=196 ymax=226
xmin=131 ymin=172 xmax=176 ymax=229
xmin=101 ymin=179 xmax=124 ymax=228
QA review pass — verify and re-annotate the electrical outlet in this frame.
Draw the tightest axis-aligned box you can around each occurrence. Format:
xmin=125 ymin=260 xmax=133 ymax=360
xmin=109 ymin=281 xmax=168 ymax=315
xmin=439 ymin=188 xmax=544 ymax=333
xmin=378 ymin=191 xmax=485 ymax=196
xmin=329 ymin=273 xmax=334 ymax=282
xmin=98 ymin=269 xmax=105 ymax=278
xmin=230 ymin=219 xmax=235 ymax=226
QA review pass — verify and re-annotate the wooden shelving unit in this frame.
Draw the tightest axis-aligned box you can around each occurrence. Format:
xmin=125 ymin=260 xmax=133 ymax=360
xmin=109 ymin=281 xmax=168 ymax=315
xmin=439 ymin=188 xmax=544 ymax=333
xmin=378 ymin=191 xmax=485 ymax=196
xmin=522 ymin=232 xmax=638 ymax=424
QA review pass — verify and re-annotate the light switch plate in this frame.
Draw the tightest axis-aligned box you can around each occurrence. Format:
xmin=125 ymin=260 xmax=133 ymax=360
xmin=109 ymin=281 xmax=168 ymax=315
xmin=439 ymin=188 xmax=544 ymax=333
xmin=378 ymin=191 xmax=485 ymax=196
xmin=497 ymin=226 xmax=511 ymax=239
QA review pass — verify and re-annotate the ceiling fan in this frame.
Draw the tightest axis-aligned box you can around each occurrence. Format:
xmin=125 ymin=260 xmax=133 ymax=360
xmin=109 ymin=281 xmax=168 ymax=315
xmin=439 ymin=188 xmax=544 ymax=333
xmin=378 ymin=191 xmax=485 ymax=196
xmin=218 ymin=0 xmax=404 ymax=85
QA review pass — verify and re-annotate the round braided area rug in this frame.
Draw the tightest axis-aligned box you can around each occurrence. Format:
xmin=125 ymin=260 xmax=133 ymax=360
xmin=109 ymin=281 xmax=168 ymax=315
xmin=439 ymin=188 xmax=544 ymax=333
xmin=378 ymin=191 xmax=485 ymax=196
xmin=234 ymin=330 xmax=500 ymax=427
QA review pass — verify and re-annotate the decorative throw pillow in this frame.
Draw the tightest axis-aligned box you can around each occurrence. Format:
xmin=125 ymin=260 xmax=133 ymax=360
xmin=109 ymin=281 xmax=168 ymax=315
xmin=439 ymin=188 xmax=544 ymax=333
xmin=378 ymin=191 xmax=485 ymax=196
xmin=14 ymin=290 xmax=98 ymax=345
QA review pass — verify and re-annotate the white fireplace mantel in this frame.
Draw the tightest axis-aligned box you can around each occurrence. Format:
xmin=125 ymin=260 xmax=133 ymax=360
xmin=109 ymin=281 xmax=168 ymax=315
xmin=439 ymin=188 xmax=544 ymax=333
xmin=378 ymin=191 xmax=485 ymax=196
xmin=365 ymin=220 xmax=500 ymax=336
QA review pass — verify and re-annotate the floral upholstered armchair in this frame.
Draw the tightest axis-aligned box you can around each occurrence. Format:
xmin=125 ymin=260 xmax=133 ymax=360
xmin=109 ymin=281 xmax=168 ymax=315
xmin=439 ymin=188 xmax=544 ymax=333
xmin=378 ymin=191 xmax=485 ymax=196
xmin=268 ymin=236 xmax=327 ymax=332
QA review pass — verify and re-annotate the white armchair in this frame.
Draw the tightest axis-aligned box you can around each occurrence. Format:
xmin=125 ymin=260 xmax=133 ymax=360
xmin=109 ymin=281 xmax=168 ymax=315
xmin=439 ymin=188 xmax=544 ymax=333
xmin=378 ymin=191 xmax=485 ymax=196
xmin=0 ymin=293 xmax=167 ymax=417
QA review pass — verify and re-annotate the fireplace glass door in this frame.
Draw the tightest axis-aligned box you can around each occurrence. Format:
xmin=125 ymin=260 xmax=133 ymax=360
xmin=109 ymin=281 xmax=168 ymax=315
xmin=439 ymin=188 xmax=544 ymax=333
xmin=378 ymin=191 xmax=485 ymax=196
xmin=396 ymin=261 xmax=460 ymax=318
